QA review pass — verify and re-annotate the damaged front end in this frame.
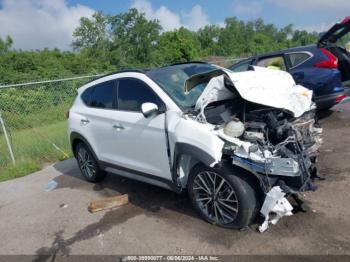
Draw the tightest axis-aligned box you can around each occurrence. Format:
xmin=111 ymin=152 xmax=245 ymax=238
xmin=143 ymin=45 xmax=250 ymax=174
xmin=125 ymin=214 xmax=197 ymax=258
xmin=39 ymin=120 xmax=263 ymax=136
xmin=182 ymin=67 xmax=323 ymax=231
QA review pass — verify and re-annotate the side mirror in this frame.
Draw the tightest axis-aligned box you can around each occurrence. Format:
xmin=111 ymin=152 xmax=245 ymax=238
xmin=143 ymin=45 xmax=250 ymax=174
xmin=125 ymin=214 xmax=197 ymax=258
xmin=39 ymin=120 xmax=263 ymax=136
xmin=141 ymin=102 xmax=158 ymax=118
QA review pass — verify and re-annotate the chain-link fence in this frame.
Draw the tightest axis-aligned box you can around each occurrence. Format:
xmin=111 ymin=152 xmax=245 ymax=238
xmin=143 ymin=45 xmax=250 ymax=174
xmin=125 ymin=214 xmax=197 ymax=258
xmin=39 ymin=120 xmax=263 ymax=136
xmin=0 ymin=75 xmax=102 ymax=179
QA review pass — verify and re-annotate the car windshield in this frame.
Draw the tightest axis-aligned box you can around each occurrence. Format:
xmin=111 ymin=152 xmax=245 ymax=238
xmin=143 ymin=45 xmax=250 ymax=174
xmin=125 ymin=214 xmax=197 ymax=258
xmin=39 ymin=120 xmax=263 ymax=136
xmin=146 ymin=63 xmax=218 ymax=109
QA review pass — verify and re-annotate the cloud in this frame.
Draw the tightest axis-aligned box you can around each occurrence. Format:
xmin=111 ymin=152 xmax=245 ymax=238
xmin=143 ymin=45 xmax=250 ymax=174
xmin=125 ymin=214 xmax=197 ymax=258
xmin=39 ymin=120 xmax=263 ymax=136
xmin=131 ymin=0 xmax=210 ymax=31
xmin=268 ymin=0 xmax=350 ymax=11
xmin=131 ymin=0 xmax=181 ymax=31
xmin=297 ymin=23 xmax=333 ymax=33
xmin=232 ymin=1 xmax=263 ymax=18
xmin=0 ymin=0 xmax=95 ymax=50
xmin=182 ymin=5 xmax=210 ymax=31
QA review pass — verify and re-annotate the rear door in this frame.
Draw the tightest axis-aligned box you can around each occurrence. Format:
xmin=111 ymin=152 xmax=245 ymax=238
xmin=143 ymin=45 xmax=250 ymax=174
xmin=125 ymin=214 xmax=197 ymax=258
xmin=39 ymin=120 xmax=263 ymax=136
xmin=285 ymin=51 xmax=314 ymax=87
xmin=78 ymin=80 xmax=119 ymax=159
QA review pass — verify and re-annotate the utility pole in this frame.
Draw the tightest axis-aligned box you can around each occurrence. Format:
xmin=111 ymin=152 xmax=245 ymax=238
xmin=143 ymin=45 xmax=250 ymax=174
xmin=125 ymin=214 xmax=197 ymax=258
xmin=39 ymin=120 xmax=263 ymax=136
xmin=0 ymin=111 xmax=15 ymax=165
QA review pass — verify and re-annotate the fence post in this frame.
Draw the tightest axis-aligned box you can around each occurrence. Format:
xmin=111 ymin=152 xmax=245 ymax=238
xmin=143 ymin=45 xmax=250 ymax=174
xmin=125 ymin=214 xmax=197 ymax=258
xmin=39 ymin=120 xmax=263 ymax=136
xmin=0 ymin=111 xmax=15 ymax=165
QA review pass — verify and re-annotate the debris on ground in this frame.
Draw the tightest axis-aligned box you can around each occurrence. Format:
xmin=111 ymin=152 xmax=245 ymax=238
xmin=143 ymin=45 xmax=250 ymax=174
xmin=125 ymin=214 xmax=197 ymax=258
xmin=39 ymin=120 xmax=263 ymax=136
xmin=88 ymin=194 xmax=129 ymax=213
xmin=259 ymin=186 xmax=293 ymax=233
xmin=59 ymin=204 xmax=68 ymax=208
xmin=45 ymin=180 xmax=58 ymax=192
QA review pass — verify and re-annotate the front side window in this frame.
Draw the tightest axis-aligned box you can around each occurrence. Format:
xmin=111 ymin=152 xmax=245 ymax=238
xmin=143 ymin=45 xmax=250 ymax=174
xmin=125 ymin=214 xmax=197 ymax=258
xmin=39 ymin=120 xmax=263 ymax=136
xmin=117 ymin=78 xmax=164 ymax=112
xmin=286 ymin=52 xmax=311 ymax=68
xmin=257 ymin=56 xmax=287 ymax=71
xmin=81 ymin=80 xmax=115 ymax=109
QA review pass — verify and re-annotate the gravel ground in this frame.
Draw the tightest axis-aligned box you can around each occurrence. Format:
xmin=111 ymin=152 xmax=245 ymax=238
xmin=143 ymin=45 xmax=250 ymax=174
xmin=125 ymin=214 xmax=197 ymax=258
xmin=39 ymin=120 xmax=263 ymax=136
xmin=0 ymin=104 xmax=349 ymax=257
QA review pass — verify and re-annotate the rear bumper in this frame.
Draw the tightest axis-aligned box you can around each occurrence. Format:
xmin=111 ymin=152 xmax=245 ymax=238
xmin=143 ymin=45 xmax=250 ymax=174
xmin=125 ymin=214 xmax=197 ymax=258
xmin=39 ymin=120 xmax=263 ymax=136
xmin=314 ymin=91 xmax=345 ymax=110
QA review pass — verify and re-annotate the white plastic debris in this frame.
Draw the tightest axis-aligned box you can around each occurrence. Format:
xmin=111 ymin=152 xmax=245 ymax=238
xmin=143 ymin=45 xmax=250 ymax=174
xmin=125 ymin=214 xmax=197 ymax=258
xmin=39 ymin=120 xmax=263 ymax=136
xmin=259 ymin=186 xmax=293 ymax=233
xmin=46 ymin=180 xmax=58 ymax=192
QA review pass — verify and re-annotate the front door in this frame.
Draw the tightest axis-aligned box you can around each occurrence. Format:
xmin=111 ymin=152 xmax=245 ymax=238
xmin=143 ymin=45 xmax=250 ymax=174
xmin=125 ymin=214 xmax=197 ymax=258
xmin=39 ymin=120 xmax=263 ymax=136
xmin=106 ymin=77 xmax=171 ymax=180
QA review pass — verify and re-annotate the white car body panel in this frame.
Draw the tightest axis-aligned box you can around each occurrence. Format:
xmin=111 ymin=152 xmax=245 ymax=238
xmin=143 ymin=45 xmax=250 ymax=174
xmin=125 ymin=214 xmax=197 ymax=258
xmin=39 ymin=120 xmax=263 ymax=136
xmin=104 ymin=110 xmax=171 ymax=179
xmin=166 ymin=111 xmax=225 ymax=167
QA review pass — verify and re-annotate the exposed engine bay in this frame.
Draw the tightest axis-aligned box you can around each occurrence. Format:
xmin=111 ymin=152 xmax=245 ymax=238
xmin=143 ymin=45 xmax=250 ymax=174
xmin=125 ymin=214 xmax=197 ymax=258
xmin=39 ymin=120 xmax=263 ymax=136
xmin=186 ymin=95 xmax=322 ymax=193
xmin=176 ymin=67 xmax=323 ymax=231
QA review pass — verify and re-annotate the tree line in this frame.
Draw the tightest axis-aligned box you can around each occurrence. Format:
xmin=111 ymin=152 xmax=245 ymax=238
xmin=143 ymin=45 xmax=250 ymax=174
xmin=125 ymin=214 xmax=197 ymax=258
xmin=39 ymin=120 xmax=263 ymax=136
xmin=0 ymin=8 xmax=319 ymax=83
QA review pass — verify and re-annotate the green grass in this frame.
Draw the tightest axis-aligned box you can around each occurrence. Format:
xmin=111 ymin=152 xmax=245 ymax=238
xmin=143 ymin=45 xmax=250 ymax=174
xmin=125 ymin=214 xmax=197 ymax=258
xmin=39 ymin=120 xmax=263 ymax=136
xmin=0 ymin=121 xmax=72 ymax=182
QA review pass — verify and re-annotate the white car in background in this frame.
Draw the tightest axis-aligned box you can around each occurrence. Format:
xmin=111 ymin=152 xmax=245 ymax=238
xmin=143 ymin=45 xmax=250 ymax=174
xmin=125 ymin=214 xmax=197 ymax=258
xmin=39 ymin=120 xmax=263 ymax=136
xmin=67 ymin=62 xmax=322 ymax=231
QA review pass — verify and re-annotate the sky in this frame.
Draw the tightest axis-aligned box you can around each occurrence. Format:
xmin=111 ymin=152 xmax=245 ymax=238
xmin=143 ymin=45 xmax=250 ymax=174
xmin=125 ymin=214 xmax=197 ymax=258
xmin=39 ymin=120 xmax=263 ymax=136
xmin=0 ymin=0 xmax=349 ymax=50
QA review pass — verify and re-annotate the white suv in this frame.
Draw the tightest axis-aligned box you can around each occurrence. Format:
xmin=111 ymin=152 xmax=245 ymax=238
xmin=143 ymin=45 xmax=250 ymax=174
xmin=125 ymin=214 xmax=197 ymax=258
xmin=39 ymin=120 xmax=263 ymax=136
xmin=68 ymin=62 xmax=322 ymax=230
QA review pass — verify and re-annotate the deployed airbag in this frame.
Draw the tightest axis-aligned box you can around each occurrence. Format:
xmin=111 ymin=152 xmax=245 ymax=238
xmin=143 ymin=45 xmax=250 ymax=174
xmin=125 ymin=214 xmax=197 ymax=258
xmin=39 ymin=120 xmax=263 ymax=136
xmin=187 ymin=67 xmax=313 ymax=118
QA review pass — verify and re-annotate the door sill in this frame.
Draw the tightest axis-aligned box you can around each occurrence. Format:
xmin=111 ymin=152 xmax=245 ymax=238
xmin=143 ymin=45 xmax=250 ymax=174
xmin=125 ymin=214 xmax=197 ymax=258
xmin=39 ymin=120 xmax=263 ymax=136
xmin=99 ymin=160 xmax=177 ymax=192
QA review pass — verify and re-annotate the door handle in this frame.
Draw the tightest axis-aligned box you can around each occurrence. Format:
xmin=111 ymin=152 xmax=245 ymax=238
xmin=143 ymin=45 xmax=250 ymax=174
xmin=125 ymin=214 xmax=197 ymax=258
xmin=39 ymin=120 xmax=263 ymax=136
xmin=113 ymin=124 xmax=124 ymax=130
xmin=293 ymin=72 xmax=304 ymax=80
xmin=80 ymin=118 xmax=90 ymax=124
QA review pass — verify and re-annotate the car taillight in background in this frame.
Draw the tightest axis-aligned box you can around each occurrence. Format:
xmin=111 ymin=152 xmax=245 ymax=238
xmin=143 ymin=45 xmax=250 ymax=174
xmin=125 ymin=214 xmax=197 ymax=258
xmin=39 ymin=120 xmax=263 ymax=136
xmin=314 ymin=48 xmax=338 ymax=69
xmin=65 ymin=111 xmax=70 ymax=119
xmin=341 ymin=16 xmax=350 ymax=24
xmin=335 ymin=94 xmax=347 ymax=103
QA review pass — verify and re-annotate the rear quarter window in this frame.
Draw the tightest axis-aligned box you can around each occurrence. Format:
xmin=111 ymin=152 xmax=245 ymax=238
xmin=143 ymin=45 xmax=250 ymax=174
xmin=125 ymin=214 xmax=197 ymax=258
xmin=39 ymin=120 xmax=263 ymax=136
xmin=286 ymin=52 xmax=311 ymax=68
xmin=81 ymin=86 xmax=93 ymax=105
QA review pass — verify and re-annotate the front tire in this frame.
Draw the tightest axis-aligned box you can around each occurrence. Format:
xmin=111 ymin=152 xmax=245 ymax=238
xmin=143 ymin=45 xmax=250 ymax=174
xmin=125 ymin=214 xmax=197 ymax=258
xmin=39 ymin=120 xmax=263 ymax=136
xmin=188 ymin=164 xmax=259 ymax=229
xmin=75 ymin=142 xmax=106 ymax=182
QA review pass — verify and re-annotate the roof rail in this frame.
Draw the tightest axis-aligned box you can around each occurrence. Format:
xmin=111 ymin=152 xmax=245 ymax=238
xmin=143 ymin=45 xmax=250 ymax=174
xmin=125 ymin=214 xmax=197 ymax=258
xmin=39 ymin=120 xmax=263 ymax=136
xmin=167 ymin=61 xmax=209 ymax=67
xmin=84 ymin=62 xmax=209 ymax=84
xmin=85 ymin=69 xmax=146 ymax=84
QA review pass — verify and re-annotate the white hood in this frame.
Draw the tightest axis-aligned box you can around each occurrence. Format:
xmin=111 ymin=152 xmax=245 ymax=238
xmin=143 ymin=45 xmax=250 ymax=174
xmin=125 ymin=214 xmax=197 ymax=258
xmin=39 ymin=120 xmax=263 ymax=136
xmin=194 ymin=67 xmax=313 ymax=118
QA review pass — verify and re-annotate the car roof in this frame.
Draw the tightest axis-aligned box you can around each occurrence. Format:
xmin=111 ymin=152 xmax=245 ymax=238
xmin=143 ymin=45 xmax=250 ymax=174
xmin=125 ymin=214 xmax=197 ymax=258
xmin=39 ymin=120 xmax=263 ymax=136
xmin=229 ymin=44 xmax=317 ymax=68
xmin=85 ymin=61 xmax=212 ymax=84
xmin=253 ymin=44 xmax=317 ymax=58
xmin=148 ymin=61 xmax=213 ymax=73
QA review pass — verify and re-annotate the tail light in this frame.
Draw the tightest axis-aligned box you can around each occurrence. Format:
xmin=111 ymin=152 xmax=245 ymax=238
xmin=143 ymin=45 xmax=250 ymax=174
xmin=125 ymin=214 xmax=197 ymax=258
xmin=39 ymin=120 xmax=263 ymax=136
xmin=341 ymin=17 xmax=350 ymax=24
xmin=335 ymin=94 xmax=347 ymax=103
xmin=65 ymin=111 xmax=70 ymax=119
xmin=314 ymin=48 xmax=338 ymax=69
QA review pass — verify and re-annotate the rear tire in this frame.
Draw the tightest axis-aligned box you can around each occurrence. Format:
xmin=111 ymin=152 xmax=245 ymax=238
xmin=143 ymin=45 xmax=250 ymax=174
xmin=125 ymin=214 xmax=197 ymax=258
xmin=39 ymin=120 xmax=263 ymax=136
xmin=75 ymin=142 xmax=106 ymax=182
xmin=188 ymin=163 xmax=259 ymax=229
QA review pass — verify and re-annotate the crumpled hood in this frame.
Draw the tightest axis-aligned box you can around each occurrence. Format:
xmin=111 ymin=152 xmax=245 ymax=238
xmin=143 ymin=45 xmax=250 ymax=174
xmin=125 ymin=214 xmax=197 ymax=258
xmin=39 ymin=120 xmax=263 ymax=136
xmin=189 ymin=67 xmax=313 ymax=118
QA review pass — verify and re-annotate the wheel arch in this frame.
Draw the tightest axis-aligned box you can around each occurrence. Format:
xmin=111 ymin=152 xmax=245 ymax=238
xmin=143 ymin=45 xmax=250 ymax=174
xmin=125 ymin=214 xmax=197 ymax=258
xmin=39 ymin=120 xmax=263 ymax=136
xmin=172 ymin=143 xmax=266 ymax=196
xmin=226 ymin=163 xmax=267 ymax=198
xmin=172 ymin=142 xmax=218 ymax=190
xmin=70 ymin=132 xmax=99 ymax=162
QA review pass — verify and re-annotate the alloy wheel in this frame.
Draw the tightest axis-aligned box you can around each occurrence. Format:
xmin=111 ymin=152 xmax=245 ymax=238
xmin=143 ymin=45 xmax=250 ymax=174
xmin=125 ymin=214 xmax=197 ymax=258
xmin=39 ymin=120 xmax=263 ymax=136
xmin=77 ymin=147 xmax=96 ymax=178
xmin=192 ymin=171 xmax=239 ymax=225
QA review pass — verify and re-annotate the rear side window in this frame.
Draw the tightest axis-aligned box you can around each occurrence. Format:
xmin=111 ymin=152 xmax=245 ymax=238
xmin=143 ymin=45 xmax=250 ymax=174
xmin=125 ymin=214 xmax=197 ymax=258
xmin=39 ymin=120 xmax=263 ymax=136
xmin=229 ymin=60 xmax=252 ymax=72
xmin=81 ymin=80 xmax=115 ymax=109
xmin=117 ymin=78 xmax=164 ymax=112
xmin=257 ymin=56 xmax=286 ymax=71
xmin=286 ymin=52 xmax=311 ymax=68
